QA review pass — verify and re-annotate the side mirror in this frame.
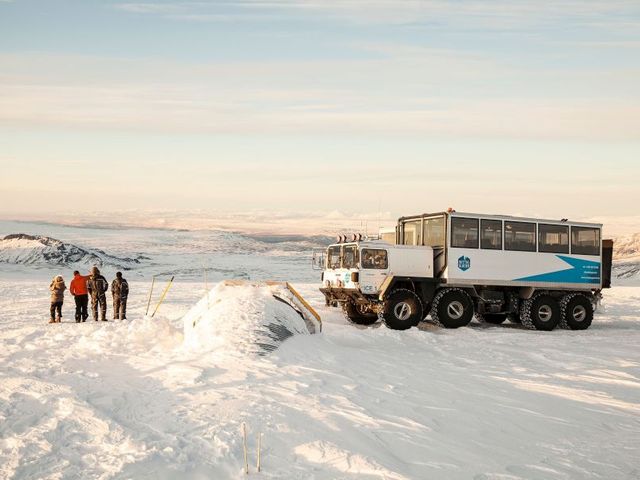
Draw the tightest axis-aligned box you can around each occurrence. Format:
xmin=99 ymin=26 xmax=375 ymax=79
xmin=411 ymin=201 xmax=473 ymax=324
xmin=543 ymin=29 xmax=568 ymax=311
xmin=312 ymin=250 xmax=325 ymax=271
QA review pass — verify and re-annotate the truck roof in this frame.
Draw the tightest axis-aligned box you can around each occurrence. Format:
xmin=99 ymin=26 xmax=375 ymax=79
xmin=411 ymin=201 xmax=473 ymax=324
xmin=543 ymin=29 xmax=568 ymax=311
xmin=328 ymin=240 xmax=432 ymax=250
xmin=399 ymin=211 xmax=602 ymax=228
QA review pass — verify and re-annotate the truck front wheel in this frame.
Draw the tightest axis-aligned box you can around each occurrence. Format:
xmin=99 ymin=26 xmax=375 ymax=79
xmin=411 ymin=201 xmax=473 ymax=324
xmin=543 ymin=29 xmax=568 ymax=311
xmin=342 ymin=301 xmax=378 ymax=326
xmin=430 ymin=288 xmax=474 ymax=328
xmin=382 ymin=289 xmax=423 ymax=330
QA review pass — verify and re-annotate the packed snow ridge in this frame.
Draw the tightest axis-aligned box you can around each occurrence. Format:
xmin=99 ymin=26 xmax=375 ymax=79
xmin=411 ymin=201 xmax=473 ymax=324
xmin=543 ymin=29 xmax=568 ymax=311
xmin=0 ymin=233 xmax=143 ymax=270
xmin=183 ymin=282 xmax=318 ymax=357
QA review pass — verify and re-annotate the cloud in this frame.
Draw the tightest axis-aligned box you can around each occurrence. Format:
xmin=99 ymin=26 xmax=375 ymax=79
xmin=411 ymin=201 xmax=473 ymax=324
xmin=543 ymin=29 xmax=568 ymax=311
xmin=113 ymin=0 xmax=640 ymax=28
xmin=1 ymin=51 xmax=639 ymax=140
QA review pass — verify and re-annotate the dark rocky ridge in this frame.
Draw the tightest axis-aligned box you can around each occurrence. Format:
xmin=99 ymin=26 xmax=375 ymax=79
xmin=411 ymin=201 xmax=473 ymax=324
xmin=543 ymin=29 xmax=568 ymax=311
xmin=0 ymin=234 xmax=143 ymax=270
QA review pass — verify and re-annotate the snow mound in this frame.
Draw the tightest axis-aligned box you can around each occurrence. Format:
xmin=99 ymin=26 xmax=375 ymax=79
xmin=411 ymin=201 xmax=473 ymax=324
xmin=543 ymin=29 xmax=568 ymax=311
xmin=183 ymin=281 xmax=316 ymax=357
xmin=0 ymin=233 xmax=142 ymax=269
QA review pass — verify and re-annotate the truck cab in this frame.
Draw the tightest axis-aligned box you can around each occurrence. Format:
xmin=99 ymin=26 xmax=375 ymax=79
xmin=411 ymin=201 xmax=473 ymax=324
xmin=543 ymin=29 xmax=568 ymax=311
xmin=320 ymin=240 xmax=434 ymax=329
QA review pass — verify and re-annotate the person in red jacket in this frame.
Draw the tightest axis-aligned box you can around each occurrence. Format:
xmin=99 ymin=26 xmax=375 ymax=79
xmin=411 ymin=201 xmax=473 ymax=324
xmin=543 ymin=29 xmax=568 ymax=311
xmin=70 ymin=270 xmax=89 ymax=322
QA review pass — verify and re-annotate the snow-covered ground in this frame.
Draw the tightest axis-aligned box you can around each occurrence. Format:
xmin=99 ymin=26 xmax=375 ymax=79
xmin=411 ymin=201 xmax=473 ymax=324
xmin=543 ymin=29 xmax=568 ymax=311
xmin=1 ymin=222 xmax=639 ymax=479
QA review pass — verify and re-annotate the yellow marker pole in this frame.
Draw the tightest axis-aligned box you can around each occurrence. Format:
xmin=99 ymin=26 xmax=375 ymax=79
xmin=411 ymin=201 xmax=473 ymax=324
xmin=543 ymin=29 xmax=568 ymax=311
xmin=151 ymin=276 xmax=174 ymax=318
xmin=286 ymin=282 xmax=322 ymax=332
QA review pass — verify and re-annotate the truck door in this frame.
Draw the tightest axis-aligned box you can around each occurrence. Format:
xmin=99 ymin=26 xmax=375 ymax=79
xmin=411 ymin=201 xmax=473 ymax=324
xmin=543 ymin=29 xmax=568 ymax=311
xmin=359 ymin=248 xmax=389 ymax=294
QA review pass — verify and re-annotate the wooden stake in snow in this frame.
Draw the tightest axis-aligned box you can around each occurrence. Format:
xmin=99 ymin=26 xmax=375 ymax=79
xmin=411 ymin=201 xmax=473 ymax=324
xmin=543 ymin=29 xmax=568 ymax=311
xmin=242 ymin=422 xmax=249 ymax=475
xmin=145 ymin=276 xmax=155 ymax=316
xmin=204 ymin=268 xmax=209 ymax=310
xmin=257 ymin=432 xmax=262 ymax=472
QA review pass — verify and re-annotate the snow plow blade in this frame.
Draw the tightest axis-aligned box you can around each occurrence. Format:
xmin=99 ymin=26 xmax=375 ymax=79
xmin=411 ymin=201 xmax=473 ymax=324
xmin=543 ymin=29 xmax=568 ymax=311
xmin=221 ymin=280 xmax=322 ymax=333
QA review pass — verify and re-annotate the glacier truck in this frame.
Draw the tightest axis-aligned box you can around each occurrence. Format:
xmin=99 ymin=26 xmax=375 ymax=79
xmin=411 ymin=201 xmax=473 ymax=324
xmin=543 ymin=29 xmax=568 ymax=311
xmin=319 ymin=210 xmax=613 ymax=331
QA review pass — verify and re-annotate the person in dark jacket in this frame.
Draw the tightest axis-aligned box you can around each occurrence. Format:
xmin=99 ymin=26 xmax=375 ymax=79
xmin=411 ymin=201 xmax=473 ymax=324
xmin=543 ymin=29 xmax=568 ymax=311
xmin=49 ymin=275 xmax=66 ymax=323
xmin=87 ymin=266 xmax=108 ymax=321
xmin=111 ymin=272 xmax=129 ymax=320
xmin=70 ymin=270 xmax=89 ymax=322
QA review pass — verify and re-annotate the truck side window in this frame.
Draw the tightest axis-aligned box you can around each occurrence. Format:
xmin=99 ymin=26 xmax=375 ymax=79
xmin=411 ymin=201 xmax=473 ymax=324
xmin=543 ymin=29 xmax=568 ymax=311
xmin=504 ymin=221 xmax=536 ymax=252
xmin=424 ymin=216 xmax=445 ymax=247
xmin=539 ymin=224 xmax=569 ymax=253
xmin=361 ymin=249 xmax=388 ymax=269
xmin=571 ymin=227 xmax=600 ymax=256
xmin=327 ymin=246 xmax=341 ymax=269
xmin=481 ymin=219 xmax=502 ymax=250
xmin=402 ymin=220 xmax=421 ymax=246
xmin=451 ymin=217 xmax=479 ymax=249
xmin=343 ymin=245 xmax=358 ymax=269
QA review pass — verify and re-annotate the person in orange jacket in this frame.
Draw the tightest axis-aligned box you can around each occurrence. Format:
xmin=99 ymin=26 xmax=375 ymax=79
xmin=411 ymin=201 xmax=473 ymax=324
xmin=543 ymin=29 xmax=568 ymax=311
xmin=70 ymin=270 xmax=89 ymax=322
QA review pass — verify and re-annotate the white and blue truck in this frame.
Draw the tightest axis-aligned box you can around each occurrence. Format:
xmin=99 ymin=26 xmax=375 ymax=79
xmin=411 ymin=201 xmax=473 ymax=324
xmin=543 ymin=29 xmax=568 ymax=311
xmin=319 ymin=210 xmax=613 ymax=331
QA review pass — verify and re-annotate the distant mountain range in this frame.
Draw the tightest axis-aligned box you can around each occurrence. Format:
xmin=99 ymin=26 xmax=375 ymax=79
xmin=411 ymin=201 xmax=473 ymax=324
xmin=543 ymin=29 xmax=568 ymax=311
xmin=613 ymin=233 xmax=640 ymax=279
xmin=0 ymin=234 xmax=145 ymax=270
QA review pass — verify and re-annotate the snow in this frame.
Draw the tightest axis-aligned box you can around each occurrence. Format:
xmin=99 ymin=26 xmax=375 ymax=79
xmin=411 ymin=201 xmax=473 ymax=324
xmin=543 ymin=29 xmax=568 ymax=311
xmin=1 ymin=221 xmax=639 ymax=479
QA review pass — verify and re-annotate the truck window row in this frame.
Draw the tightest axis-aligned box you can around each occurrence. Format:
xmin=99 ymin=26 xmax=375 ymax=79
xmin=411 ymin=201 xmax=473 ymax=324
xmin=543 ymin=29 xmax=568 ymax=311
xmin=326 ymin=245 xmax=388 ymax=270
xmin=450 ymin=217 xmax=600 ymax=256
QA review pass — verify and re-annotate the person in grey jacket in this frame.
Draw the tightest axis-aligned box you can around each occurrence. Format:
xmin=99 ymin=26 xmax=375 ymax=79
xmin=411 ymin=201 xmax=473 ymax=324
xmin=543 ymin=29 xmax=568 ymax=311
xmin=111 ymin=272 xmax=129 ymax=320
xmin=49 ymin=275 xmax=66 ymax=323
xmin=87 ymin=266 xmax=108 ymax=321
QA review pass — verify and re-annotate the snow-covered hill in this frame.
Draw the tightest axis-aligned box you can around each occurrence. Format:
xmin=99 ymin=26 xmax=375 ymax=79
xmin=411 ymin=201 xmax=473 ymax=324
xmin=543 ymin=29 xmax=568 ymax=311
xmin=0 ymin=234 xmax=144 ymax=270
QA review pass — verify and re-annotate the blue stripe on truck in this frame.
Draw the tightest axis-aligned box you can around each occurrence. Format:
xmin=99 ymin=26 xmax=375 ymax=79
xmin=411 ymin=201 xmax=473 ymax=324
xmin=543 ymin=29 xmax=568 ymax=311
xmin=515 ymin=255 xmax=601 ymax=284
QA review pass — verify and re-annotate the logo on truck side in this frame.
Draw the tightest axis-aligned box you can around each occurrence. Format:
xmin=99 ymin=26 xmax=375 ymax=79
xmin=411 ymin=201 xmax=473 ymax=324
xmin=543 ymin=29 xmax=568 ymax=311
xmin=458 ymin=256 xmax=471 ymax=271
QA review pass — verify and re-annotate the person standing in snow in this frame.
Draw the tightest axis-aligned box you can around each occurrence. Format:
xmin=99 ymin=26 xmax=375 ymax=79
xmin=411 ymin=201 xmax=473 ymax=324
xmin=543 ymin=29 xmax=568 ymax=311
xmin=49 ymin=275 xmax=66 ymax=323
xmin=111 ymin=271 xmax=129 ymax=320
xmin=87 ymin=266 xmax=109 ymax=321
xmin=69 ymin=270 xmax=89 ymax=322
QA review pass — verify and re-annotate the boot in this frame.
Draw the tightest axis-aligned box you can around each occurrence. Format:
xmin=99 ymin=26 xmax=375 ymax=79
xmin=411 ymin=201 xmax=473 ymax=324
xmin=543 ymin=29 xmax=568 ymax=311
xmin=57 ymin=317 xmax=62 ymax=323
xmin=49 ymin=318 xmax=56 ymax=324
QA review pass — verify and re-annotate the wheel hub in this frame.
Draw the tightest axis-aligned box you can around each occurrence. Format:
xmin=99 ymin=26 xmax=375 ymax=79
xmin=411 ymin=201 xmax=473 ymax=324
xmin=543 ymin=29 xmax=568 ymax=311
xmin=572 ymin=305 xmax=587 ymax=322
xmin=447 ymin=300 xmax=464 ymax=320
xmin=538 ymin=304 xmax=553 ymax=321
xmin=394 ymin=302 xmax=412 ymax=321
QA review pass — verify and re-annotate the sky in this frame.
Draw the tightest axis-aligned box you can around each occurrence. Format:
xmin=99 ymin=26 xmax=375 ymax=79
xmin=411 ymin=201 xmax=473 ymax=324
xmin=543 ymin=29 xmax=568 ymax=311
xmin=1 ymin=0 xmax=639 ymax=231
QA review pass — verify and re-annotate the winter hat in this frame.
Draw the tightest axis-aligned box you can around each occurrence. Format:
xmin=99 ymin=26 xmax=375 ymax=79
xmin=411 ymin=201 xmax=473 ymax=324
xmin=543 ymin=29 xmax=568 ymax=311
xmin=116 ymin=272 xmax=122 ymax=279
xmin=56 ymin=275 xmax=63 ymax=281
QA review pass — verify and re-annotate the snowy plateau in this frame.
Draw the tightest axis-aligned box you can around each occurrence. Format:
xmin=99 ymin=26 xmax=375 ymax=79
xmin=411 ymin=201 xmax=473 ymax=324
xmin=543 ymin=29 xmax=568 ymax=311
xmin=0 ymin=220 xmax=639 ymax=480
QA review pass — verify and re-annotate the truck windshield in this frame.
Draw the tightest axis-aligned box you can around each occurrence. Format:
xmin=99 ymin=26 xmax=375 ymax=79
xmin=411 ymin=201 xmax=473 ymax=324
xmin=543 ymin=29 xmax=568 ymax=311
xmin=361 ymin=249 xmax=388 ymax=269
xmin=343 ymin=245 xmax=358 ymax=269
xmin=327 ymin=246 xmax=341 ymax=269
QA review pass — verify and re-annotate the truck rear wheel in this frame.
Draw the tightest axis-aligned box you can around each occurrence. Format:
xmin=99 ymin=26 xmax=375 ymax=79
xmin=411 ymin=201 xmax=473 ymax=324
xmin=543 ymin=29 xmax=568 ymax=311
xmin=520 ymin=293 xmax=560 ymax=331
xmin=430 ymin=288 xmax=474 ymax=329
xmin=382 ymin=289 xmax=423 ymax=330
xmin=559 ymin=294 xmax=593 ymax=330
xmin=342 ymin=301 xmax=378 ymax=326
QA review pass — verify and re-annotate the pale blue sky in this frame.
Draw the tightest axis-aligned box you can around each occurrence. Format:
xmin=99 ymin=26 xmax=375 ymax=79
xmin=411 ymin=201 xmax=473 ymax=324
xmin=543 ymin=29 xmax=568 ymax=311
xmin=1 ymin=0 xmax=639 ymax=223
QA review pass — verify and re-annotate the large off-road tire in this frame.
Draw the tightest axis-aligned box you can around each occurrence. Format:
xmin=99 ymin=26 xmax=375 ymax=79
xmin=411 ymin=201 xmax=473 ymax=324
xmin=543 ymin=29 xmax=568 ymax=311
xmin=342 ymin=301 xmax=378 ymax=326
xmin=430 ymin=288 xmax=474 ymax=329
xmin=482 ymin=313 xmax=507 ymax=324
xmin=559 ymin=293 xmax=594 ymax=330
xmin=381 ymin=289 xmax=423 ymax=330
xmin=520 ymin=293 xmax=560 ymax=331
